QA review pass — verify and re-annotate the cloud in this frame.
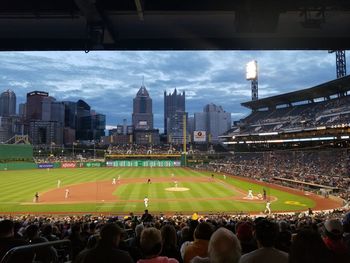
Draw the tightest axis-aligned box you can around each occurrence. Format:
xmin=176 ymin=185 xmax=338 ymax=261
xmin=0 ymin=50 xmax=348 ymax=130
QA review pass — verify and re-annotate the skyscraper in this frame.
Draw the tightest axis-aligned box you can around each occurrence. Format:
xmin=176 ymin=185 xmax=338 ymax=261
xmin=0 ymin=90 xmax=16 ymax=117
xmin=26 ymin=91 xmax=49 ymax=120
xmin=164 ymin=89 xmax=186 ymax=143
xmin=194 ymin=103 xmax=231 ymax=143
xmin=132 ymin=85 xmax=153 ymax=130
xmin=75 ymin=99 xmax=106 ymax=141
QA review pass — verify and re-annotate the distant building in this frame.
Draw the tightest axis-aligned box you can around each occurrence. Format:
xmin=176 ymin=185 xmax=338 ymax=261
xmin=187 ymin=116 xmax=195 ymax=139
xmin=134 ymin=129 xmax=160 ymax=145
xmin=131 ymin=85 xmax=159 ymax=144
xmin=75 ymin=100 xmax=105 ymax=141
xmin=19 ymin=103 xmax=26 ymax=117
xmin=132 ymin=85 xmax=153 ymax=130
xmin=0 ymin=116 xmax=19 ymax=143
xmin=194 ymin=103 xmax=231 ymax=143
xmin=26 ymin=91 xmax=48 ymax=120
xmin=0 ymin=90 xmax=16 ymax=117
xmin=29 ymin=120 xmax=63 ymax=145
xmin=164 ymin=89 xmax=187 ymax=143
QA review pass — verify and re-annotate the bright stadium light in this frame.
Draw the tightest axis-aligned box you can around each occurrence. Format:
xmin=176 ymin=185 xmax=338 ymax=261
xmin=246 ymin=60 xmax=258 ymax=80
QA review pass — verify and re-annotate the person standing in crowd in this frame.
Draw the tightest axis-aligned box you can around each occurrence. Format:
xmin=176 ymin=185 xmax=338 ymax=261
xmin=239 ymin=219 xmax=288 ymax=263
xmin=141 ymin=209 xmax=153 ymax=223
xmin=138 ymin=227 xmax=179 ymax=263
xmin=80 ymin=223 xmax=133 ymax=263
xmin=183 ymin=222 xmax=214 ymax=263
xmin=322 ymin=219 xmax=349 ymax=260
xmin=192 ymin=227 xmax=242 ymax=263
xmin=289 ymin=229 xmax=333 ymax=263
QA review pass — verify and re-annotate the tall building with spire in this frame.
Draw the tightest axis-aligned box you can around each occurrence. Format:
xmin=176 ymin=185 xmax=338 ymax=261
xmin=0 ymin=90 xmax=16 ymax=117
xmin=132 ymin=84 xmax=153 ymax=130
xmin=164 ymin=89 xmax=186 ymax=143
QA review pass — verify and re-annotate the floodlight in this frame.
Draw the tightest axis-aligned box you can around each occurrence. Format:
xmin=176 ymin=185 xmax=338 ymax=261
xmin=246 ymin=60 xmax=258 ymax=80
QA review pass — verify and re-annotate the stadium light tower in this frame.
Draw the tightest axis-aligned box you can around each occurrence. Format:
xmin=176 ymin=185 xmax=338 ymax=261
xmin=328 ymin=50 xmax=346 ymax=78
xmin=246 ymin=60 xmax=258 ymax=101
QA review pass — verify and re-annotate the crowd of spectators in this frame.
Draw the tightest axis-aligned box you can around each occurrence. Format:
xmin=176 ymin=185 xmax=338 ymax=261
xmin=0 ymin=209 xmax=349 ymax=263
xmin=198 ymin=149 xmax=350 ymax=203
xmin=233 ymin=95 xmax=350 ymax=134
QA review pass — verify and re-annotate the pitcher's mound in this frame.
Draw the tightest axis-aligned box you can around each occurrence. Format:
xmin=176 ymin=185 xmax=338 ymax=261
xmin=165 ymin=187 xmax=190 ymax=192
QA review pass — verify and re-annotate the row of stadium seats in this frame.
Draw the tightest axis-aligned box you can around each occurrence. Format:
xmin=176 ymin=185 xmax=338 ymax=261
xmin=0 ymin=208 xmax=349 ymax=263
xmin=234 ymin=96 xmax=350 ymax=134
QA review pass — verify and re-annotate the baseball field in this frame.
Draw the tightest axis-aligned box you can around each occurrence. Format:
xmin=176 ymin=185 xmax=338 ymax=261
xmin=0 ymin=167 xmax=342 ymax=214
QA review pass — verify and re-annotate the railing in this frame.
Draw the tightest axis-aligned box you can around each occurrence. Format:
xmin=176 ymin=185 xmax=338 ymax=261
xmin=0 ymin=240 xmax=71 ymax=263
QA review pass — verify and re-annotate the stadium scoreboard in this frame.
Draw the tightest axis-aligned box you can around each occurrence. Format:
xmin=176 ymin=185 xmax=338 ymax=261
xmin=106 ymin=160 xmax=181 ymax=167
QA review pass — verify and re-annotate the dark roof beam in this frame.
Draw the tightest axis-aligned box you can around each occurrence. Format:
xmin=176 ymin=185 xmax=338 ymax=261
xmin=74 ymin=0 xmax=117 ymax=48
xmin=134 ymin=0 xmax=144 ymax=21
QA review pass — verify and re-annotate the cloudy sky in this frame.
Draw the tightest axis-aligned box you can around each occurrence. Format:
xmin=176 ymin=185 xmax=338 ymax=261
xmin=0 ymin=50 xmax=348 ymax=131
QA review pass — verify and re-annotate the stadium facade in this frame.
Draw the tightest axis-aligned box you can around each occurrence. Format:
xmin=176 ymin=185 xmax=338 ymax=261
xmin=221 ymin=75 xmax=350 ymax=151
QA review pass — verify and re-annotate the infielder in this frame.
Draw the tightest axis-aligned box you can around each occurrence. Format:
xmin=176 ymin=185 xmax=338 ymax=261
xmin=247 ymin=189 xmax=254 ymax=199
xmin=65 ymin=188 xmax=70 ymax=199
xmin=112 ymin=178 xmax=116 ymax=185
xmin=265 ymin=201 xmax=271 ymax=214
xmin=144 ymin=197 xmax=149 ymax=208
xmin=57 ymin=180 xmax=61 ymax=188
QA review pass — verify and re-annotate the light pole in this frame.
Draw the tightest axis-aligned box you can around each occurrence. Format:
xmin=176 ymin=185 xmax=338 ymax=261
xmin=93 ymin=143 xmax=96 ymax=161
xmin=246 ymin=60 xmax=258 ymax=101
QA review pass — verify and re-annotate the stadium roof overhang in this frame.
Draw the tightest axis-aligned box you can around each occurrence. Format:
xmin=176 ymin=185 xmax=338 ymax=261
xmin=1 ymin=0 xmax=350 ymax=51
xmin=241 ymin=75 xmax=350 ymax=110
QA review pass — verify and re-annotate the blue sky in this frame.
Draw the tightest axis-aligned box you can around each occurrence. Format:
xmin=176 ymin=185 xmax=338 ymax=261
xmin=0 ymin=51 xmax=348 ymax=130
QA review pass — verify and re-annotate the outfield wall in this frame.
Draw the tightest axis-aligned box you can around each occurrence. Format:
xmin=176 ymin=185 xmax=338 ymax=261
xmin=0 ymin=159 xmax=181 ymax=171
xmin=0 ymin=162 xmax=37 ymax=170
xmin=0 ymin=144 xmax=33 ymax=162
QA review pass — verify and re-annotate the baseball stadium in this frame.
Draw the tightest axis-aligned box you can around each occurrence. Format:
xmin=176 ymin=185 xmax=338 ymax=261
xmin=0 ymin=1 xmax=350 ymax=262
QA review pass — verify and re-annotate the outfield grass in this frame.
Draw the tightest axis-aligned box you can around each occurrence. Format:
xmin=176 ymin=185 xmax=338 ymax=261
xmin=0 ymin=167 xmax=315 ymax=214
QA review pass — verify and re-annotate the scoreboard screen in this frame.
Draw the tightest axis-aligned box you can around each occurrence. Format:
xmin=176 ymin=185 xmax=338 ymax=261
xmin=106 ymin=160 xmax=181 ymax=167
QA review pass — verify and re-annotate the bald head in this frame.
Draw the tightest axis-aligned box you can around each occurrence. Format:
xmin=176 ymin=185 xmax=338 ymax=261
xmin=208 ymin=228 xmax=241 ymax=263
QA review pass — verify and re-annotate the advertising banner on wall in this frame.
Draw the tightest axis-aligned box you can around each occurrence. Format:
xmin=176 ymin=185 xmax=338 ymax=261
xmin=84 ymin=162 xmax=102 ymax=168
xmin=193 ymin=131 xmax=206 ymax=142
xmin=38 ymin=163 xmax=54 ymax=169
xmin=61 ymin=162 xmax=77 ymax=168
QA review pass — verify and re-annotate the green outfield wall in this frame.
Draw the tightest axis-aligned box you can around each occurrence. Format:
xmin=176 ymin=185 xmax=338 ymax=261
xmin=0 ymin=144 xmax=33 ymax=162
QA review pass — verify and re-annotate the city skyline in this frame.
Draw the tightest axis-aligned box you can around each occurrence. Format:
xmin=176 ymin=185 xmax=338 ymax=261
xmin=0 ymin=50 xmax=349 ymax=131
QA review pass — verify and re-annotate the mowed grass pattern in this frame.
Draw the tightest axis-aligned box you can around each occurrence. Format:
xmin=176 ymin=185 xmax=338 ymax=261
xmin=0 ymin=167 xmax=315 ymax=213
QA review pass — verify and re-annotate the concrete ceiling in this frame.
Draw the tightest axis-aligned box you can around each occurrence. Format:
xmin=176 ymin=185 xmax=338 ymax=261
xmin=1 ymin=0 xmax=350 ymax=51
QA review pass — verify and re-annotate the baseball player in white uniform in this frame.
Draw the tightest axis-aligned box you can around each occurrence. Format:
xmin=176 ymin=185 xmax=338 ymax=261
xmin=144 ymin=197 xmax=149 ymax=208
